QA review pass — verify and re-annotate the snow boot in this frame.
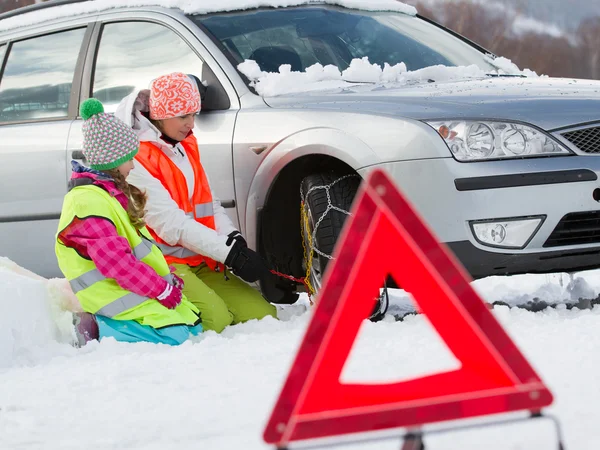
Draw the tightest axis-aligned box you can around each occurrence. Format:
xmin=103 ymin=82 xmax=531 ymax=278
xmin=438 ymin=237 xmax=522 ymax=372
xmin=72 ymin=312 xmax=99 ymax=347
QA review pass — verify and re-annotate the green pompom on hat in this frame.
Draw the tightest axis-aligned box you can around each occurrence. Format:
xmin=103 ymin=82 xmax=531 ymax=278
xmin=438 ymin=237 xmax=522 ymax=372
xmin=80 ymin=98 xmax=139 ymax=171
xmin=80 ymin=97 xmax=104 ymax=120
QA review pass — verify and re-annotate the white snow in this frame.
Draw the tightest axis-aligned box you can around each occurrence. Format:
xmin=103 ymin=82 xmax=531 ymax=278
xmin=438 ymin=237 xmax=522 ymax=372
xmin=238 ymin=57 xmax=536 ymax=97
xmin=0 ymin=0 xmax=416 ymax=33
xmin=484 ymin=55 xmax=541 ymax=77
xmin=0 ymin=258 xmax=78 ymax=369
xmin=2 ymin=256 xmax=600 ymax=449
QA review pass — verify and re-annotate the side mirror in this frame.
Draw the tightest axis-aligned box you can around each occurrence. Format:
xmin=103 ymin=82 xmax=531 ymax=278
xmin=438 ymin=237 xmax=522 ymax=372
xmin=187 ymin=73 xmax=208 ymax=102
xmin=188 ymin=67 xmax=231 ymax=112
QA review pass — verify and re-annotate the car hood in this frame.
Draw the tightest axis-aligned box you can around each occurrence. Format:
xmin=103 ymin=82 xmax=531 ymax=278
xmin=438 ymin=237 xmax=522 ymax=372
xmin=263 ymin=76 xmax=600 ymax=131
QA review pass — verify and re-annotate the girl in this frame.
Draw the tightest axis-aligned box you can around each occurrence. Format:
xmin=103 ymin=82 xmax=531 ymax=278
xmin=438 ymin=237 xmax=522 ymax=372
xmin=56 ymin=98 xmax=203 ymax=346
xmin=115 ymin=72 xmax=277 ymax=333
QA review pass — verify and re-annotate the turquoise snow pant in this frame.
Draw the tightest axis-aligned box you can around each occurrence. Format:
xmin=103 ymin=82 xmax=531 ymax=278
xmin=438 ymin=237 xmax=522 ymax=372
xmin=96 ymin=316 xmax=203 ymax=346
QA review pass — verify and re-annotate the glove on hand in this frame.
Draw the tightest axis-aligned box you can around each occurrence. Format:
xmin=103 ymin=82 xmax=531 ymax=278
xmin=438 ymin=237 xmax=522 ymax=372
xmin=226 ymin=230 xmax=247 ymax=247
xmin=224 ymin=239 xmax=269 ymax=283
xmin=169 ymin=266 xmax=185 ymax=290
xmin=156 ymin=282 xmax=182 ymax=309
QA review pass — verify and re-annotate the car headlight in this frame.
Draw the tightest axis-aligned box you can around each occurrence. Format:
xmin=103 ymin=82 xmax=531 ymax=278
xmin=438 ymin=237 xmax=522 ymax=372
xmin=425 ymin=120 xmax=572 ymax=161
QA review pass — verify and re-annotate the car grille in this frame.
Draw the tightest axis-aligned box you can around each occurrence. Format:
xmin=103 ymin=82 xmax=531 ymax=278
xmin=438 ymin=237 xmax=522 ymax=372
xmin=561 ymin=126 xmax=600 ymax=153
xmin=544 ymin=211 xmax=600 ymax=247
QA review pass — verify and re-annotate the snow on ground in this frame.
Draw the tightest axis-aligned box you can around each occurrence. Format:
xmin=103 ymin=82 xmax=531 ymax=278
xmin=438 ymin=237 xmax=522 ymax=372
xmin=1 ymin=257 xmax=600 ymax=449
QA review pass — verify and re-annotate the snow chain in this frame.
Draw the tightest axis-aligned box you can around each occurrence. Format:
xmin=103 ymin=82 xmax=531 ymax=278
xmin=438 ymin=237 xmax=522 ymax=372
xmin=300 ymin=174 xmax=361 ymax=299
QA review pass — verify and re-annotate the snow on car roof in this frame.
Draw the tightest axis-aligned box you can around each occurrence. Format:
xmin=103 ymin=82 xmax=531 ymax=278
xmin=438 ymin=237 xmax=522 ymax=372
xmin=0 ymin=0 xmax=417 ymax=33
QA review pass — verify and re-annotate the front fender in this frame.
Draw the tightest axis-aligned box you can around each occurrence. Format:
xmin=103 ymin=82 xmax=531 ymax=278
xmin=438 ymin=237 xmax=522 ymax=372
xmin=244 ymin=127 xmax=378 ymax=248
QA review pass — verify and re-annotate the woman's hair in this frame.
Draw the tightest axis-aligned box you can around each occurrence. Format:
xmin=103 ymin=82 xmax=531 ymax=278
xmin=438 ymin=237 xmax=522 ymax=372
xmin=103 ymin=168 xmax=147 ymax=229
xmin=149 ymin=118 xmax=163 ymax=133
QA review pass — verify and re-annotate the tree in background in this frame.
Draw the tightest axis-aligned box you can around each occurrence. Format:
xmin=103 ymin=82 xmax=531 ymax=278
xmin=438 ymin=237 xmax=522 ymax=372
xmin=414 ymin=0 xmax=600 ymax=80
xmin=577 ymin=17 xmax=600 ymax=80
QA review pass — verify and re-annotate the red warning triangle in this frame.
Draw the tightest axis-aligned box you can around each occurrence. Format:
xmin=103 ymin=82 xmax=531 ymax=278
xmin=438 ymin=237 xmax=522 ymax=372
xmin=264 ymin=168 xmax=553 ymax=446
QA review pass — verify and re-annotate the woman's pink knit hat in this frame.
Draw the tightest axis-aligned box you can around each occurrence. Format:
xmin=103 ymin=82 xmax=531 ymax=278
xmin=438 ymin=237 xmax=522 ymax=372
xmin=149 ymin=72 xmax=201 ymax=120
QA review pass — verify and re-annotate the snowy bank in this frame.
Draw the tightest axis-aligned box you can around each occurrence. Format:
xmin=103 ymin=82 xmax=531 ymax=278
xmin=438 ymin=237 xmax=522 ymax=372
xmin=2 ymin=257 xmax=600 ymax=448
xmin=0 ymin=258 xmax=78 ymax=368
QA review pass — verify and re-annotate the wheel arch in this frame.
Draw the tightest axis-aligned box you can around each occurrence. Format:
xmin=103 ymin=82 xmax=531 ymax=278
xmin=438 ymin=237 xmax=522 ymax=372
xmin=247 ymin=130 xmax=376 ymax=302
xmin=244 ymin=127 xmax=376 ymax=250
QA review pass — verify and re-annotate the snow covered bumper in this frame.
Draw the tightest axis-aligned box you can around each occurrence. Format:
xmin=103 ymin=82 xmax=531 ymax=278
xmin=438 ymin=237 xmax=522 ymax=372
xmin=359 ymin=155 xmax=600 ymax=278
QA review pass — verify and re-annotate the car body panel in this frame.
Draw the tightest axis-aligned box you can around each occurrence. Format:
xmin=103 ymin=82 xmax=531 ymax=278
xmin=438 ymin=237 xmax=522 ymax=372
xmin=359 ymin=156 xmax=600 ymax=250
xmin=263 ymin=77 xmax=600 ymax=132
xmin=0 ymin=121 xmax=72 ymax=276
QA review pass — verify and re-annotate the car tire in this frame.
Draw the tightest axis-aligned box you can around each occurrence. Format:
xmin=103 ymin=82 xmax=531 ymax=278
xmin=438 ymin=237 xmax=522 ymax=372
xmin=300 ymin=172 xmax=361 ymax=290
xmin=300 ymin=172 xmax=387 ymax=321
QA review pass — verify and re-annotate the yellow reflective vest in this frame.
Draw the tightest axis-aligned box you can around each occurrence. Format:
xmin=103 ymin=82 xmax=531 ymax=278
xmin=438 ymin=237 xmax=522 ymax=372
xmin=55 ymin=183 xmax=200 ymax=329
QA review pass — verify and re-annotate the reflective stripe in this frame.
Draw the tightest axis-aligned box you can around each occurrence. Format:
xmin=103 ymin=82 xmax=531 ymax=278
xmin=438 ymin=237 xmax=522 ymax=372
xmin=70 ymin=237 xmax=172 ymax=316
xmin=194 ymin=202 xmax=214 ymax=218
xmin=96 ymin=292 xmax=149 ymax=318
xmin=71 ymin=265 xmax=173 ymax=293
xmin=70 ymin=269 xmax=103 ymax=293
xmin=154 ymin=242 xmax=198 ymax=259
xmin=132 ymin=239 xmax=153 ymax=260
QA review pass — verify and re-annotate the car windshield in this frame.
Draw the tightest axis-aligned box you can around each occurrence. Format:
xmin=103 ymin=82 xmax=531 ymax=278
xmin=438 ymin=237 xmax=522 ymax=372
xmin=191 ymin=6 xmax=497 ymax=80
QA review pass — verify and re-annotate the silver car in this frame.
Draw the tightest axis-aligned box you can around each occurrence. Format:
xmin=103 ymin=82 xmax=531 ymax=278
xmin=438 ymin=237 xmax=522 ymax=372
xmin=1 ymin=0 xmax=600 ymax=304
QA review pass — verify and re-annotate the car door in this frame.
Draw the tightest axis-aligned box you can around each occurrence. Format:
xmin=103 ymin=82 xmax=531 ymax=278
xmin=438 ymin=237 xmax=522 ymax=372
xmin=68 ymin=15 xmax=239 ymax=227
xmin=0 ymin=26 xmax=91 ymax=277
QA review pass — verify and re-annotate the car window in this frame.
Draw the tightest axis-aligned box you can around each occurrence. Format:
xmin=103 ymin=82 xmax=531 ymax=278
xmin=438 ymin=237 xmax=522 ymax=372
xmin=193 ymin=7 xmax=496 ymax=75
xmin=0 ymin=28 xmax=86 ymax=123
xmin=223 ymin=23 xmax=320 ymax=72
xmin=93 ymin=21 xmax=204 ymax=112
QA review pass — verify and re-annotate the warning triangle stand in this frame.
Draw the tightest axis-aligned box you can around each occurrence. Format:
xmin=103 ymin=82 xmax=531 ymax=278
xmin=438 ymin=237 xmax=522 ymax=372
xmin=264 ymin=168 xmax=554 ymax=448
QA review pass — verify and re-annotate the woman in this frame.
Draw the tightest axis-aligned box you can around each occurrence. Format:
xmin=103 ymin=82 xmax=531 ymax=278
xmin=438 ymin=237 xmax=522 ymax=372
xmin=115 ymin=72 xmax=277 ymax=333
xmin=56 ymin=98 xmax=203 ymax=346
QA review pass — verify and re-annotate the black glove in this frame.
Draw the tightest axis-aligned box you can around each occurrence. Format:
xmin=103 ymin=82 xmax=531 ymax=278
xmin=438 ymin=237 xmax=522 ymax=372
xmin=224 ymin=237 xmax=269 ymax=283
xmin=226 ymin=230 xmax=247 ymax=247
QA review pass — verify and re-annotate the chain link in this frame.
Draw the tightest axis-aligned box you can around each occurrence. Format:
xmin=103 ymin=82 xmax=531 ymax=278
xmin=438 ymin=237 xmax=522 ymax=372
xmin=263 ymin=174 xmax=359 ymax=306
xmin=300 ymin=174 xmax=360 ymax=293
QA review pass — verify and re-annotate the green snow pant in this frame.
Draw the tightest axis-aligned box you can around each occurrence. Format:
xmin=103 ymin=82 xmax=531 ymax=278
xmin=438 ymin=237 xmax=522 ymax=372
xmin=171 ymin=263 xmax=277 ymax=333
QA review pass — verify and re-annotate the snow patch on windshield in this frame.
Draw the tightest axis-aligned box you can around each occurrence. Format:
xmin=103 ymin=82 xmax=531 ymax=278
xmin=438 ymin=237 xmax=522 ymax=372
xmin=238 ymin=56 xmax=538 ymax=96
xmin=485 ymin=55 xmax=541 ymax=77
xmin=0 ymin=0 xmax=416 ymax=33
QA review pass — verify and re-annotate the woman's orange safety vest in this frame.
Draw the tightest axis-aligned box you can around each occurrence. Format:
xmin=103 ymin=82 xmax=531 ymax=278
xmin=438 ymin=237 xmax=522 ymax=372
xmin=135 ymin=135 xmax=219 ymax=269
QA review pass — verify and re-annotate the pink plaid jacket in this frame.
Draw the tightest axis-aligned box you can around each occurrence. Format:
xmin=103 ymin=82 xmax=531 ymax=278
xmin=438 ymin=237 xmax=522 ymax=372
xmin=59 ymin=168 xmax=166 ymax=299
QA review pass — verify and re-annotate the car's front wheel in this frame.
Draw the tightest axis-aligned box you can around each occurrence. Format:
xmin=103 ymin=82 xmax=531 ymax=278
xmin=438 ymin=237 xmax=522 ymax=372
xmin=300 ymin=172 xmax=388 ymax=321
